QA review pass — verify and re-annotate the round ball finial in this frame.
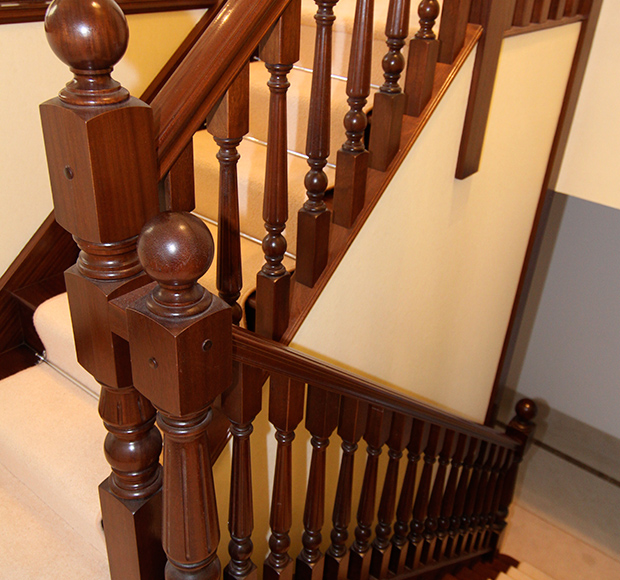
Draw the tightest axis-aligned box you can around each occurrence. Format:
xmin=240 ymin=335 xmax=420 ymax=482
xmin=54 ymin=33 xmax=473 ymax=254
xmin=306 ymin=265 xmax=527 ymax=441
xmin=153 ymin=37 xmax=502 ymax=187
xmin=515 ymin=398 xmax=537 ymax=423
xmin=138 ymin=212 xmax=215 ymax=317
xmin=45 ymin=0 xmax=129 ymax=105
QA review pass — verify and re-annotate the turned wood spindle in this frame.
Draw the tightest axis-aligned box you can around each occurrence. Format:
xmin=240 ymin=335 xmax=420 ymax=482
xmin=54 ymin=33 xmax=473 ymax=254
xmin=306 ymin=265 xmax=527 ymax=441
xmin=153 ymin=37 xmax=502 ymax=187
xmin=549 ymin=0 xmax=567 ymax=20
xmin=296 ymin=386 xmax=340 ymax=580
xmin=264 ymin=374 xmax=305 ymax=580
xmin=513 ymin=0 xmax=536 ymax=26
xmin=532 ymin=0 xmax=552 ymax=23
xmin=476 ymin=447 xmax=507 ymax=551
xmin=405 ymin=0 xmax=440 ymax=117
xmin=467 ymin=443 xmax=498 ymax=553
xmin=488 ymin=449 xmax=515 ymax=551
xmin=41 ymin=2 xmax=164 ymax=578
xmin=163 ymin=140 xmax=196 ymax=213
xmin=406 ymin=424 xmax=444 ymax=569
xmin=370 ymin=413 xmax=413 ymax=580
xmin=128 ymin=212 xmax=233 ymax=580
xmin=207 ymin=65 xmax=250 ymax=325
xmin=333 ymin=0 xmax=374 ymax=229
xmin=564 ymin=0 xmax=580 ymax=18
xmin=389 ymin=420 xmax=428 ymax=575
xmin=256 ymin=0 xmax=301 ymax=341
xmin=368 ymin=0 xmax=411 ymax=172
xmin=296 ymin=0 xmax=339 ymax=288
xmin=438 ymin=0 xmax=473 ymax=64
xmin=348 ymin=405 xmax=392 ymax=580
xmin=324 ymin=397 xmax=368 ymax=580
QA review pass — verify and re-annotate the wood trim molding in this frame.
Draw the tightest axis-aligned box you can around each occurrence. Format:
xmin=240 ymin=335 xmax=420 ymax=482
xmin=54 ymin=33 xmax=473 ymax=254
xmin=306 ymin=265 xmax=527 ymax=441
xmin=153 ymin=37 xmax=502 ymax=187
xmin=0 ymin=0 xmax=216 ymax=25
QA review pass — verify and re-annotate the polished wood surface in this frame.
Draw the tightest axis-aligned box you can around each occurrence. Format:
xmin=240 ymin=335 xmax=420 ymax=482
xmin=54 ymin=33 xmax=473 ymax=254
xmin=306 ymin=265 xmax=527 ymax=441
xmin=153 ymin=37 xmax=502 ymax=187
xmin=438 ymin=0 xmax=473 ymax=64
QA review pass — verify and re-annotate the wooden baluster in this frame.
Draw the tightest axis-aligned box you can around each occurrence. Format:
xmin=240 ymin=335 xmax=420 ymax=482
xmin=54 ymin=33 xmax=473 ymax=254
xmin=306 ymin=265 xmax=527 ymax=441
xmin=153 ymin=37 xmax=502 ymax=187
xmin=421 ymin=430 xmax=456 ymax=565
xmin=128 ymin=212 xmax=232 ymax=580
xmin=513 ymin=0 xmax=535 ymax=26
xmin=404 ymin=0 xmax=440 ymax=117
xmin=264 ymin=374 xmax=305 ymax=580
xmin=548 ymin=0 xmax=567 ymax=20
xmin=487 ymin=449 xmax=515 ymax=551
xmin=456 ymin=440 xmax=489 ymax=556
xmin=207 ymin=65 xmax=250 ymax=325
xmin=296 ymin=0 xmax=339 ymax=288
xmin=532 ymin=0 xmax=552 ymax=22
xmin=324 ymin=397 xmax=368 ymax=580
xmin=296 ymin=386 xmax=340 ymax=580
xmin=389 ymin=420 xmax=428 ymax=575
xmin=434 ymin=433 xmax=469 ymax=561
xmin=447 ymin=437 xmax=480 ymax=558
xmin=348 ymin=405 xmax=392 ymax=580
xmin=564 ymin=0 xmax=579 ymax=17
xmin=40 ymin=2 xmax=164 ymax=578
xmin=476 ymin=447 xmax=507 ymax=551
xmin=221 ymin=362 xmax=264 ymax=580
xmin=333 ymin=0 xmax=374 ymax=229
xmin=256 ymin=0 xmax=301 ymax=340
xmin=370 ymin=413 xmax=413 ymax=579
xmin=466 ymin=444 xmax=498 ymax=553
xmin=438 ymin=0 xmax=473 ymax=64
xmin=368 ymin=0 xmax=411 ymax=172
xmin=406 ymin=424 xmax=443 ymax=569
xmin=491 ymin=400 xmax=538 ymax=554
xmin=163 ymin=140 xmax=196 ymax=212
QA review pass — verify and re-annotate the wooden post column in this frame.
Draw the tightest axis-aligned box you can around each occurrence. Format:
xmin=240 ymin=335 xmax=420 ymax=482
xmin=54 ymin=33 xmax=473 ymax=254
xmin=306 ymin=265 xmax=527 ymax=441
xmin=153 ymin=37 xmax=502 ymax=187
xmin=127 ymin=211 xmax=233 ymax=580
xmin=39 ymin=1 xmax=162 ymax=578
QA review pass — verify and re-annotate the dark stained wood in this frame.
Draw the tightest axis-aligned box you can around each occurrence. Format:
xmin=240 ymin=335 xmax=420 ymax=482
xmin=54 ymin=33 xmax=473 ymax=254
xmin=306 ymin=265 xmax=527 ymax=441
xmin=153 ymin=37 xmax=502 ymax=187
xmin=207 ymin=65 xmax=250 ymax=325
xmin=476 ymin=447 xmax=507 ymax=551
xmin=368 ymin=0 xmax=411 ymax=171
xmin=163 ymin=139 xmax=195 ymax=212
xmin=256 ymin=0 xmax=301 ymax=341
xmin=486 ymin=0 xmax=602 ymax=425
xmin=455 ymin=0 xmax=512 ymax=179
xmin=504 ymin=12 xmax=583 ymax=36
xmin=285 ymin=25 xmax=482 ymax=345
xmin=531 ymin=0 xmax=552 ymax=23
xmin=348 ymin=405 xmax=392 ymax=580
xmin=264 ymin=373 xmax=305 ymax=580
xmin=333 ymin=0 xmax=374 ymax=229
xmin=296 ymin=385 xmax=340 ymax=580
xmin=389 ymin=420 xmax=428 ymax=575
xmin=296 ymin=0 xmax=339 ymax=288
xmin=487 ymin=450 xmax=514 ymax=553
xmin=512 ymin=0 xmax=535 ymax=26
xmin=548 ymin=0 xmax=567 ymax=19
xmin=370 ymin=413 xmax=413 ymax=579
xmin=405 ymin=0 xmax=440 ymax=117
xmin=324 ymin=397 xmax=368 ymax=580
xmin=467 ymin=444 xmax=498 ymax=553
xmin=0 ymin=345 xmax=39 ymax=380
xmin=438 ymin=0 xmax=473 ymax=64
xmin=564 ymin=0 xmax=579 ymax=16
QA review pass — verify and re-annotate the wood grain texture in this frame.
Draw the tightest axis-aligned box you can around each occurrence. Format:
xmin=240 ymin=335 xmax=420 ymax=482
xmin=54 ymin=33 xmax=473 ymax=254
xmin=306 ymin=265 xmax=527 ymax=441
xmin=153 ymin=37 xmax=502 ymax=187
xmin=438 ymin=0 xmax=473 ymax=64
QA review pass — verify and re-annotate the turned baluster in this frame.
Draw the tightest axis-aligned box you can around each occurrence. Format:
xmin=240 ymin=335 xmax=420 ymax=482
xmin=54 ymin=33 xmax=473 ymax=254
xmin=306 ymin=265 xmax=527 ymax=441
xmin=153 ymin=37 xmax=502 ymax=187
xmin=296 ymin=0 xmax=339 ymax=288
xmin=466 ymin=443 xmax=498 ymax=553
xmin=264 ymin=374 xmax=305 ymax=580
xmin=256 ymin=0 xmax=301 ymax=340
xmin=207 ymin=65 xmax=250 ymax=325
xmin=389 ymin=420 xmax=428 ymax=575
xmin=549 ymin=0 xmax=567 ymax=20
xmin=421 ymin=430 xmax=456 ymax=565
xmin=434 ymin=433 xmax=469 ymax=561
xmin=476 ymin=447 xmax=507 ymax=551
xmin=324 ymin=397 xmax=368 ymax=580
xmin=40 ymin=1 xmax=164 ymax=578
xmin=447 ymin=437 xmax=480 ymax=558
xmin=128 ymin=212 xmax=232 ymax=580
xmin=221 ymin=361 xmax=264 ymax=580
xmin=333 ymin=0 xmax=374 ymax=229
xmin=438 ymin=0 xmax=473 ymax=64
xmin=532 ymin=0 xmax=552 ymax=23
xmin=456 ymin=440 xmax=489 ymax=556
xmin=563 ymin=0 xmax=579 ymax=17
xmin=348 ymin=405 xmax=392 ymax=580
xmin=405 ymin=0 xmax=440 ymax=117
xmin=488 ymin=449 xmax=515 ymax=551
xmin=368 ymin=0 xmax=411 ymax=172
xmin=406 ymin=424 xmax=444 ymax=569
xmin=513 ymin=0 xmax=535 ymax=26
xmin=370 ymin=413 xmax=413 ymax=579
xmin=296 ymin=386 xmax=340 ymax=580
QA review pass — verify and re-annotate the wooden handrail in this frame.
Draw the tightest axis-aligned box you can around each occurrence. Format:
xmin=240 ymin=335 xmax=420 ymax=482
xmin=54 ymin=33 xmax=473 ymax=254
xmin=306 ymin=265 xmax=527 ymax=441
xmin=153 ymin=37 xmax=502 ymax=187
xmin=151 ymin=0 xmax=293 ymax=178
xmin=231 ymin=326 xmax=518 ymax=449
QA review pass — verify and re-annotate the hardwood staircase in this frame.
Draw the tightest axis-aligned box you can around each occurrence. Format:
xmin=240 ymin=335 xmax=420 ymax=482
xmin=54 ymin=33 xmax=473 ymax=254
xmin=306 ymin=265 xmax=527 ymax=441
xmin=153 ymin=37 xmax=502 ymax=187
xmin=0 ymin=0 xmax=602 ymax=579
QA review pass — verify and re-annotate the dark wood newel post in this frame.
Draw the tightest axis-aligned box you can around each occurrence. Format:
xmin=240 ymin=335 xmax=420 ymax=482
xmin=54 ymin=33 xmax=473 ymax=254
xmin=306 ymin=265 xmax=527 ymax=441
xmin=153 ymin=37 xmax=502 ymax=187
xmin=127 ymin=211 xmax=232 ymax=580
xmin=39 ymin=1 xmax=163 ymax=578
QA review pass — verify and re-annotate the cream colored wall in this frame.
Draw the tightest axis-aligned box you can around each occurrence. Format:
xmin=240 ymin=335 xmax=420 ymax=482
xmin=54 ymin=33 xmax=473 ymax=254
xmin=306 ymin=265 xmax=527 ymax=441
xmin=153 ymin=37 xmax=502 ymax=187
xmin=0 ymin=10 xmax=204 ymax=277
xmin=556 ymin=2 xmax=620 ymax=210
xmin=291 ymin=24 xmax=581 ymax=424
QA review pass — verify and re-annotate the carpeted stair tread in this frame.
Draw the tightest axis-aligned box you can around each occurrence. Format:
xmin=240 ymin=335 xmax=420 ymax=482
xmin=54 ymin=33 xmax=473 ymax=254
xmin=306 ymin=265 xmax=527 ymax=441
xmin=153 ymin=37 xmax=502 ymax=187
xmin=517 ymin=562 xmax=556 ymax=580
xmin=194 ymin=132 xmax=334 ymax=253
xmin=0 ymin=461 xmax=109 ymax=579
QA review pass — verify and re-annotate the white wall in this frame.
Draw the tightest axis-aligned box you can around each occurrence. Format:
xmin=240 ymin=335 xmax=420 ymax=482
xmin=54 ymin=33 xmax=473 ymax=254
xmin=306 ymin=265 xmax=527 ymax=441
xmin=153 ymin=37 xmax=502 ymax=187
xmin=292 ymin=25 xmax=581 ymax=423
xmin=0 ymin=10 xmax=204 ymax=277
